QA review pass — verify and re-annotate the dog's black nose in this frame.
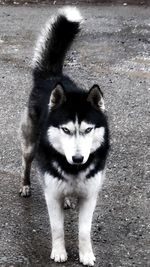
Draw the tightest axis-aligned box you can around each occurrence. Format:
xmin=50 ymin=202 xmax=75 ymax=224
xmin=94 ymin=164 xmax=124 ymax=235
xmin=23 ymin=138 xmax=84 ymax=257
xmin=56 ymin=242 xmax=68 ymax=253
xmin=72 ymin=155 xmax=84 ymax=164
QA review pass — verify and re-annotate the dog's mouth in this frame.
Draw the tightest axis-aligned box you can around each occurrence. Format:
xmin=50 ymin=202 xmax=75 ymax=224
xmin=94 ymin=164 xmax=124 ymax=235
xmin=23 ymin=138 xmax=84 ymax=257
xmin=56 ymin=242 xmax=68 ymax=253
xmin=71 ymin=162 xmax=85 ymax=166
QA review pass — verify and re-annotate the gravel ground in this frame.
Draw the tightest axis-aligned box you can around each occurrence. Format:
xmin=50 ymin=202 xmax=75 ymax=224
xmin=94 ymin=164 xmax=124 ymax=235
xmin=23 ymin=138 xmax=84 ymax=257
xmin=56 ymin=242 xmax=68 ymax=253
xmin=0 ymin=4 xmax=150 ymax=267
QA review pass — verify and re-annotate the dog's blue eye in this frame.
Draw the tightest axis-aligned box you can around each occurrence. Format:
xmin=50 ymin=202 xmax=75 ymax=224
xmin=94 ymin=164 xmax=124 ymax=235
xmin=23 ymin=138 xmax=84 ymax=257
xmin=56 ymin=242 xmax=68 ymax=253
xmin=62 ymin=127 xmax=71 ymax=134
xmin=85 ymin=127 xmax=93 ymax=134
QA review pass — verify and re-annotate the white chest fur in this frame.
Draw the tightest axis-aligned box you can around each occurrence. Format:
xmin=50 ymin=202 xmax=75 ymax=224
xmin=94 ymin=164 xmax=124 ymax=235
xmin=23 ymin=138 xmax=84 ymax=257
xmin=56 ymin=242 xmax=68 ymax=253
xmin=44 ymin=167 xmax=105 ymax=199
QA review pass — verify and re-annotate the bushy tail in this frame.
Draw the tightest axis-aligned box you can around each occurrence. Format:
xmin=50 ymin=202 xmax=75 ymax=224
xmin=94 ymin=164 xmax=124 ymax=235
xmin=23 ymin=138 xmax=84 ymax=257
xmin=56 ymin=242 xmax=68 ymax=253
xmin=32 ymin=6 xmax=82 ymax=76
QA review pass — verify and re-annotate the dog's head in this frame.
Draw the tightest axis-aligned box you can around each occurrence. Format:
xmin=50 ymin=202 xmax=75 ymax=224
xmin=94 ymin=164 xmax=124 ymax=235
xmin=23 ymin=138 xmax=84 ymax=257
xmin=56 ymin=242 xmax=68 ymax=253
xmin=47 ymin=83 xmax=106 ymax=165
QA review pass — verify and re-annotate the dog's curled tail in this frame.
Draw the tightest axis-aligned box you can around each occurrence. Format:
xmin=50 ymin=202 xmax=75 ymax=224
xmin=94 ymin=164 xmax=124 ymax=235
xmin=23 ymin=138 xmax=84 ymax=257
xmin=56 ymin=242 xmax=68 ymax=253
xmin=32 ymin=6 xmax=82 ymax=76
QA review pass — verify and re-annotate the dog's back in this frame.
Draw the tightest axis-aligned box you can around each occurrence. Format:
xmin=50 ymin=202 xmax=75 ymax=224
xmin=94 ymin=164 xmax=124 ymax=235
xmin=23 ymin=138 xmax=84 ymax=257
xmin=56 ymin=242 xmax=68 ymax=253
xmin=20 ymin=7 xmax=83 ymax=196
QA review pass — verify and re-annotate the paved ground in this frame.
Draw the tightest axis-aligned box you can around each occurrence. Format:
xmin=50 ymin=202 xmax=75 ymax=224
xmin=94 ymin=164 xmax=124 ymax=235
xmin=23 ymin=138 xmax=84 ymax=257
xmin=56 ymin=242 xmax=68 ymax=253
xmin=0 ymin=1 xmax=150 ymax=6
xmin=0 ymin=4 xmax=150 ymax=267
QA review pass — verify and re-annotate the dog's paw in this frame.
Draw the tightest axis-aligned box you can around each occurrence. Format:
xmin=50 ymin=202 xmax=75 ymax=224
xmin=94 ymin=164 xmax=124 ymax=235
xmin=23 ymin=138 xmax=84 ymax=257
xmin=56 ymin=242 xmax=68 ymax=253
xmin=19 ymin=185 xmax=31 ymax=197
xmin=64 ymin=197 xmax=71 ymax=209
xmin=79 ymin=251 xmax=96 ymax=266
xmin=64 ymin=197 xmax=75 ymax=210
xmin=51 ymin=247 xmax=67 ymax=262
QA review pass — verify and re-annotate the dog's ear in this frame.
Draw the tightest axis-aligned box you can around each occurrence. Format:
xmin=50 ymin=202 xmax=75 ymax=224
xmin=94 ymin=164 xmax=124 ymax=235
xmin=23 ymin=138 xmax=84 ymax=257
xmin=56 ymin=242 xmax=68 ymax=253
xmin=49 ymin=84 xmax=66 ymax=110
xmin=87 ymin=84 xmax=105 ymax=111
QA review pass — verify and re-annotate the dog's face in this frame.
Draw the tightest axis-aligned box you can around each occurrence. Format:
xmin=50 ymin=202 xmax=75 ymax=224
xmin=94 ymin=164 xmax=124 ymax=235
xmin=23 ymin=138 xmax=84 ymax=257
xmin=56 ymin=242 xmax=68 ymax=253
xmin=47 ymin=84 xmax=106 ymax=165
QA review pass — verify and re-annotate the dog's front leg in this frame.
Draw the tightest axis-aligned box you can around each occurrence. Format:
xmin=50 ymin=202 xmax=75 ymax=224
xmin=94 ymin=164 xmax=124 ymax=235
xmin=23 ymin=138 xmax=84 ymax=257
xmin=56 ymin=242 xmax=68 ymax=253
xmin=79 ymin=194 xmax=98 ymax=266
xmin=45 ymin=188 xmax=67 ymax=263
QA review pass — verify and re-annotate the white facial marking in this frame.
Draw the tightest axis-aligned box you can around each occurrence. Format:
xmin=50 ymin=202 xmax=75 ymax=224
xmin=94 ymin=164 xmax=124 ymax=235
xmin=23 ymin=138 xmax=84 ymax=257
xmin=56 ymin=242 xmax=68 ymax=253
xmin=90 ymin=127 xmax=105 ymax=153
xmin=79 ymin=121 xmax=94 ymax=134
xmin=47 ymin=120 xmax=105 ymax=165
xmin=61 ymin=121 xmax=76 ymax=135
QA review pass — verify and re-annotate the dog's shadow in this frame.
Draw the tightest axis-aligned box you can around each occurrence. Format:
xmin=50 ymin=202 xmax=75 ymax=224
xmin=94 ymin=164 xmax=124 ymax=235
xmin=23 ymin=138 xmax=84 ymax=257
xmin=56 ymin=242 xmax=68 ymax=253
xmin=17 ymin=177 xmax=51 ymax=265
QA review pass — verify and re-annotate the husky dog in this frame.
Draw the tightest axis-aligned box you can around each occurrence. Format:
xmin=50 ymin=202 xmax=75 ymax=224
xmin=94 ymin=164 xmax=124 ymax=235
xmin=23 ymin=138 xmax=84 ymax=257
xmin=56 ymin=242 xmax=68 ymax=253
xmin=20 ymin=6 xmax=109 ymax=266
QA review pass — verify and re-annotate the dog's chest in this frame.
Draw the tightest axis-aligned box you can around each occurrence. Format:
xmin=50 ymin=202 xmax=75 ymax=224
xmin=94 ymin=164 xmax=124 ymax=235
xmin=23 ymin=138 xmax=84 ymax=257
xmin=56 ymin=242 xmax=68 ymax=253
xmin=44 ymin=166 xmax=103 ymax=198
xmin=62 ymin=172 xmax=89 ymax=196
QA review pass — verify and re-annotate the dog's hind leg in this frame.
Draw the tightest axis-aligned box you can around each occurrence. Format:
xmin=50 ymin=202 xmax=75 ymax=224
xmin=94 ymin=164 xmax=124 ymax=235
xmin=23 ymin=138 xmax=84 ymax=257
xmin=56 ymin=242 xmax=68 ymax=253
xmin=19 ymin=108 xmax=37 ymax=197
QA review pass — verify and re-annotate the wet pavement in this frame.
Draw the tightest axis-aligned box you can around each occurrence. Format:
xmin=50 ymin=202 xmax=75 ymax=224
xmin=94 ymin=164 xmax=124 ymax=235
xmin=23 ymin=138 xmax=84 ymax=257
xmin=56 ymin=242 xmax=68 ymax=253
xmin=0 ymin=4 xmax=150 ymax=267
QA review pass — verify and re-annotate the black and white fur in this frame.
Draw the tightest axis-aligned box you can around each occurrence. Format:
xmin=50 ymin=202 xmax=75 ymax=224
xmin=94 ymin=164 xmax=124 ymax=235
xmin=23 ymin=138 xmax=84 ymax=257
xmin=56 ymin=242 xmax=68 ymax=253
xmin=20 ymin=6 xmax=109 ymax=266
